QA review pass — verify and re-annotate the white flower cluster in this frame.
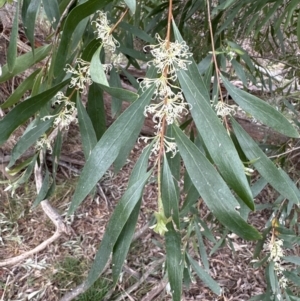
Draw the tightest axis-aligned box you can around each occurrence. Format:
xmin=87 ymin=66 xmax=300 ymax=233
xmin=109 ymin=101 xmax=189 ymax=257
xmin=146 ymin=33 xmax=192 ymax=76
xmin=139 ymin=134 xmax=178 ymax=158
xmin=140 ymin=34 xmax=192 ymax=157
xmin=42 ymin=92 xmax=78 ymax=130
xmin=35 ymin=133 xmax=53 ymax=153
xmin=267 ymin=238 xmax=288 ymax=290
xmin=64 ymin=58 xmax=92 ymax=94
xmin=214 ymin=101 xmax=237 ymax=118
xmin=92 ymin=10 xmax=120 ymax=52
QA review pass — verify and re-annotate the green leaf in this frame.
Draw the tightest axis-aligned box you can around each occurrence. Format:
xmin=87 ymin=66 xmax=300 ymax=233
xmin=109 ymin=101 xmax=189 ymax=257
xmin=99 ymin=84 xmax=139 ymax=103
xmin=177 ymin=69 xmax=254 ymax=211
xmin=118 ymin=44 xmax=151 ymax=62
xmin=187 ymin=253 xmax=221 ymax=295
xmin=231 ymin=118 xmax=299 ymax=206
xmin=109 ymin=67 xmax=123 ymax=118
xmin=42 ymin=0 xmax=60 ymax=29
xmin=8 ymin=118 xmax=53 ymax=169
xmin=172 ymin=20 xmax=211 ymax=103
xmin=124 ymin=0 xmax=136 ymax=14
xmin=0 ymin=69 xmax=40 ymax=109
xmin=162 ymin=154 xmax=180 ymax=229
xmin=90 ymin=45 xmax=109 ymax=86
xmin=31 ymin=168 xmax=50 ymax=208
xmin=194 ymin=220 xmax=209 ymax=271
xmin=166 ymin=224 xmax=183 ymax=301
xmin=284 ymin=256 xmax=300 ymax=265
xmin=119 ymin=21 xmax=154 ymax=43
xmin=209 ymin=230 xmax=228 ymax=256
xmin=231 ymin=59 xmax=247 ymax=86
xmin=0 ymin=79 xmax=69 ymax=146
xmin=222 ymin=75 xmax=299 ymax=138
xmin=113 ymin=66 xmax=156 ymax=172
xmin=52 ymin=130 xmax=62 ymax=176
xmin=24 ymin=0 xmax=42 ymax=53
xmin=0 ymin=0 xmax=6 ymax=8
xmin=267 ymin=261 xmax=276 ymax=293
xmin=46 ymin=131 xmax=63 ymax=199
xmin=14 ymin=155 xmax=38 ymax=186
xmin=87 ymin=83 xmax=106 ymax=140
xmin=68 ymin=85 xmax=155 ymax=215
xmin=76 ymin=95 xmax=97 ymax=159
xmin=54 ymin=0 xmax=111 ymax=76
xmin=7 ymin=4 xmax=19 ymax=72
xmin=112 ymin=143 xmax=153 ymax=285
xmin=0 ymin=45 xmax=51 ymax=83
xmin=284 ymin=270 xmax=300 ymax=287
xmin=173 ymin=125 xmax=261 ymax=240
xmin=85 ymin=171 xmax=151 ymax=289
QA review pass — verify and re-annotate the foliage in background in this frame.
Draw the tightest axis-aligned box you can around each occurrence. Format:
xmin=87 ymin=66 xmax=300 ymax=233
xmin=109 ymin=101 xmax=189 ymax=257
xmin=0 ymin=0 xmax=300 ymax=300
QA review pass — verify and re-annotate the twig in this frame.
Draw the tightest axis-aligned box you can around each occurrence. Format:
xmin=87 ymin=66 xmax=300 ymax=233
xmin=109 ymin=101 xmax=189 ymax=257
xmin=113 ymin=258 xmax=165 ymax=301
xmin=0 ymin=154 xmax=71 ymax=267
xmin=141 ymin=280 xmax=168 ymax=301
xmin=268 ymin=146 xmax=300 ymax=159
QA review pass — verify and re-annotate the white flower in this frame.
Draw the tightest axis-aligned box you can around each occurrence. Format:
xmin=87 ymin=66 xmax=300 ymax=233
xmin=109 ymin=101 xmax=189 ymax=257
xmin=35 ymin=134 xmax=52 ymax=153
xmin=64 ymin=59 xmax=92 ymax=94
xmin=146 ymin=33 xmax=192 ymax=76
xmin=265 ymin=238 xmax=287 ymax=290
xmin=214 ymin=101 xmax=237 ymax=117
xmin=269 ymin=238 xmax=284 ymax=262
xmin=42 ymin=92 xmax=77 ymax=129
xmin=111 ymin=53 xmax=124 ymax=67
xmin=92 ymin=11 xmax=120 ymax=52
xmin=139 ymin=75 xmax=178 ymax=100
xmin=144 ymin=92 xmax=189 ymax=128
xmin=139 ymin=134 xmax=178 ymax=158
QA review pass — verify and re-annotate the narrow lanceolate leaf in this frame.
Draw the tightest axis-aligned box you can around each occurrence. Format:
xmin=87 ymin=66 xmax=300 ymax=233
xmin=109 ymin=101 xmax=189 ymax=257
xmin=8 ymin=118 xmax=54 ymax=169
xmin=172 ymin=21 xmax=210 ymax=102
xmin=54 ymin=0 xmax=111 ymax=76
xmin=0 ymin=79 xmax=69 ymax=146
xmin=76 ymin=95 xmax=97 ymax=160
xmin=112 ymin=144 xmax=153 ymax=285
xmin=86 ymin=171 xmax=151 ymax=289
xmin=194 ymin=220 xmax=209 ymax=272
xmin=87 ymin=83 xmax=106 ymax=140
xmin=162 ymin=154 xmax=180 ymax=229
xmin=177 ymin=69 xmax=254 ymax=211
xmin=68 ymin=85 xmax=155 ymax=215
xmin=110 ymin=67 xmax=123 ymax=118
xmin=173 ymin=125 xmax=261 ymax=240
xmin=0 ymin=45 xmax=51 ymax=83
xmin=24 ymin=0 xmax=42 ymax=53
xmin=113 ymin=66 xmax=156 ymax=172
xmin=90 ymin=45 xmax=109 ymax=87
xmin=187 ymin=253 xmax=221 ymax=295
xmin=124 ymin=0 xmax=136 ymax=14
xmin=231 ymin=118 xmax=299 ymax=205
xmin=222 ymin=76 xmax=299 ymax=138
xmin=166 ymin=224 xmax=183 ymax=301
xmin=7 ymin=4 xmax=19 ymax=72
xmin=99 ymin=84 xmax=139 ymax=103
xmin=32 ymin=168 xmax=50 ymax=208
xmin=0 ymin=69 xmax=40 ymax=109
xmin=42 ymin=0 xmax=60 ymax=29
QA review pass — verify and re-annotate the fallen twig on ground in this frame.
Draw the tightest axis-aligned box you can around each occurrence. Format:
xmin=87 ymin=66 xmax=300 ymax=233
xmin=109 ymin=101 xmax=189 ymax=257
xmin=0 ymin=153 xmax=71 ymax=267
